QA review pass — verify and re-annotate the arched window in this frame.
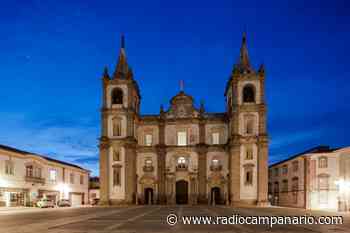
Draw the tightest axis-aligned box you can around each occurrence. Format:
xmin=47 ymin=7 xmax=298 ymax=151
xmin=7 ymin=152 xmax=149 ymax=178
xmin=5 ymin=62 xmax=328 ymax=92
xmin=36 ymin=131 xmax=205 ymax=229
xmin=112 ymin=117 xmax=122 ymax=136
xmin=210 ymin=158 xmax=222 ymax=171
xmin=243 ymin=85 xmax=255 ymax=103
xmin=111 ymin=88 xmax=123 ymax=105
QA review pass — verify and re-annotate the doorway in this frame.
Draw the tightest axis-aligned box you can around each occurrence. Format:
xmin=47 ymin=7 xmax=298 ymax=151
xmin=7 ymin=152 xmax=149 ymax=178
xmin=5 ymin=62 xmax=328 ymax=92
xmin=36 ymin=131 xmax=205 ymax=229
xmin=176 ymin=180 xmax=188 ymax=204
xmin=211 ymin=187 xmax=221 ymax=205
xmin=144 ymin=188 xmax=154 ymax=205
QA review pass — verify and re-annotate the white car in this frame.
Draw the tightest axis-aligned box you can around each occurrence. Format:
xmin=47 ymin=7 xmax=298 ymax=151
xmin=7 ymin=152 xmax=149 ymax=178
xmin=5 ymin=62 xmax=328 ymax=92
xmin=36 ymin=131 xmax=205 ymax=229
xmin=36 ymin=198 xmax=55 ymax=208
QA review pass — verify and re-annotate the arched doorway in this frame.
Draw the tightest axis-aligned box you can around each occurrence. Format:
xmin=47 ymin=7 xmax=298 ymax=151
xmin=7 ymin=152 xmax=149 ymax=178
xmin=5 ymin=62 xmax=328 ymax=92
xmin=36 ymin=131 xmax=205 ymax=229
xmin=211 ymin=187 xmax=221 ymax=205
xmin=144 ymin=188 xmax=154 ymax=205
xmin=176 ymin=180 xmax=188 ymax=205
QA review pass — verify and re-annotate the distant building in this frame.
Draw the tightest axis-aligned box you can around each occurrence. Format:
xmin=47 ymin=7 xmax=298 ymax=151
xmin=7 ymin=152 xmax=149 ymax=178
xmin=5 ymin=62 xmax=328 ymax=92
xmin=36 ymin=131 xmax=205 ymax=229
xmin=99 ymin=34 xmax=269 ymax=206
xmin=269 ymin=146 xmax=350 ymax=211
xmin=89 ymin=176 xmax=100 ymax=204
xmin=0 ymin=144 xmax=90 ymax=207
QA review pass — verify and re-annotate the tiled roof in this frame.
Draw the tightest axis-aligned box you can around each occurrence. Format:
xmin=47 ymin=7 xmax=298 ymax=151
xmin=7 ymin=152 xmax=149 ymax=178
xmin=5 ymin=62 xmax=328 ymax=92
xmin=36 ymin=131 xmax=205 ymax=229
xmin=269 ymin=145 xmax=338 ymax=167
xmin=0 ymin=144 xmax=89 ymax=172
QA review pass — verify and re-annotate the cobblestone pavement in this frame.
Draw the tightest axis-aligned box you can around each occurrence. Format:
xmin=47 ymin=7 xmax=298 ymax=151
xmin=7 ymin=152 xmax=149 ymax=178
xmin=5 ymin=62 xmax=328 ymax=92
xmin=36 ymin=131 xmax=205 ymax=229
xmin=0 ymin=205 xmax=349 ymax=233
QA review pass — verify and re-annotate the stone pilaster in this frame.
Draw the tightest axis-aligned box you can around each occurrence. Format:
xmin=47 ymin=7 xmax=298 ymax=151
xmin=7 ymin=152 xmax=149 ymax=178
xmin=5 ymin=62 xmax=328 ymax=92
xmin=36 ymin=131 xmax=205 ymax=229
xmin=99 ymin=137 xmax=110 ymax=205
xmin=304 ymin=156 xmax=311 ymax=209
xmin=257 ymin=136 xmax=269 ymax=206
xmin=156 ymin=145 xmax=166 ymax=204
xmin=229 ymin=139 xmax=241 ymax=205
xmin=197 ymin=145 xmax=208 ymax=204
xmin=124 ymin=141 xmax=137 ymax=204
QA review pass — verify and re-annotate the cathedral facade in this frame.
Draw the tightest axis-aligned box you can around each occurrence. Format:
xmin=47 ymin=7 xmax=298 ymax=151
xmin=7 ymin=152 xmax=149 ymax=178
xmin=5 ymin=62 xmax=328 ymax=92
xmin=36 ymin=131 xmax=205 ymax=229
xmin=99 ymin=34 xmax=269 ymax=206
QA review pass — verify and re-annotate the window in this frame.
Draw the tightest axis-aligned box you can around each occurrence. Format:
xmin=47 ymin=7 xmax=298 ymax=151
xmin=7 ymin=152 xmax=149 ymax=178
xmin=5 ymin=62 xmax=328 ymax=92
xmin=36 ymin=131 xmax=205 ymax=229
xmin=113 ymin=167 xmax=121 ymax=186
xmin=49 ymin=169 xmax=57 ymax=182
xmin=80 ymin=175 xmax=84 ymax=185
xmin=318 ymin=175 xmax=329 ymax=190
xmin=112 ymin=117 xmax=122 ymax=136
xmin=143 ymin=159 xmax=154 ymax=172
xmin=292 ymin=177 xmax=299 ymax=191
xmin=292 ymin=177 xmax=299 ymax=204
xmin=282 ymin=179 xmax=288 ymax=192
xmin=177 ymin=131 xmax=187 ymax=146
xmin=243 ymin=85 xmax=255 ymax=103
xmin=212 ymin=132 xmax=220 ymax=145
xmin=244 ymin=115 xmax=255 ymax=135
xmin=282 ymin=165 xmax=288 ymax=175
xmin=145 ymin=159 xmax=153 ymax=167
xmin=36 ymin=167 xmax=42 ymax=178
xmin=274 ymin=182 xmax=279 ymax=193
xmin=245 ymin=170 xmax=253 ymax=185
xmin=70 ymin=173 xmax=74 ymax=184
xmin=26 ymin=165 xmax=33 ymax=177
xmin=292 ymin=161 xmax=299 ymax=172
xmin=113 ymin=149 xmax=120 ymax=161
xmin=212 ymin=159 xmax=219 ymax=167
xmin=245 ymin=146 xmax=253 ymax=160
xmin=145 ymin=134 xmax=153 ymax=146
xmin=5 ymin=160 xmax=14 ymax=175
xmin=319 ymin=157 xmax=328 ymax=168
xmin=274 ymin=167 xmax=279 ymax=177
xmin=177 ymin=156 xmax=187 ymax=169
xmin=111 ymin=88 xmax=123 ymax=105
xmin=244 ymin=164 xmax=254 ymax=186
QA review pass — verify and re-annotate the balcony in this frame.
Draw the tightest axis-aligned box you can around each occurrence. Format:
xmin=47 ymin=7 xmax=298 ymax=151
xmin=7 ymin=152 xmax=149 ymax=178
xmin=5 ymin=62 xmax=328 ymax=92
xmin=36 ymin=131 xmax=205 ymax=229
xmin=25 ymin=176 xmax=45 ymax=184
xmin=210 ymin=165 xmax=222 ymax=172
xmin=176 ymin=165 xmax=188 ymax=172
xmin=143 ymin=166 xmax=154 ymax=173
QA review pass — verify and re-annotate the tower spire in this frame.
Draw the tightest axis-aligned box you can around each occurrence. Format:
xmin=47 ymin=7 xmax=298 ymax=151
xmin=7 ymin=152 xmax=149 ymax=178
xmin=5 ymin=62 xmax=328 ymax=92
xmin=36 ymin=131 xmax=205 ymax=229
xmin=239 ymin=31 xmax=250 ymax=68
xmin=113 ymin=34 xmax=129 ymax=79
xmin=232 ymin=31 xmax=255 ymax=74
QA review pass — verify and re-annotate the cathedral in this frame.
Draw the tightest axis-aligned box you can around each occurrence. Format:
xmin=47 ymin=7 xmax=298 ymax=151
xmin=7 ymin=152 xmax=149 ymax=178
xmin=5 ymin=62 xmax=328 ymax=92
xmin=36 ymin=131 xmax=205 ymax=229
xmin=99 ymin=34 xmax=269 ymax=206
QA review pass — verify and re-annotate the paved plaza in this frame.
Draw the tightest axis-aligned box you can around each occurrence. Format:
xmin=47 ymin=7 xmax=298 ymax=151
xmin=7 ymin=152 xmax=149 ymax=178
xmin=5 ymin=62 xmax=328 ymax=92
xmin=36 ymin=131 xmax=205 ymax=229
xmin=0 ymin=205 xmax=348 ymax=233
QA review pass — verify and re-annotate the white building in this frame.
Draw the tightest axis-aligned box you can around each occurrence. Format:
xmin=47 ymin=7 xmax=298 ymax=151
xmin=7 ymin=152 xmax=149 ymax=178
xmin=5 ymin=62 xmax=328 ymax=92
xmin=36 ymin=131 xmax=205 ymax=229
xmin=269 ymin=146 xmax=350 ymax=212
xmin=0 ymin=145 xmax=90 ymax=207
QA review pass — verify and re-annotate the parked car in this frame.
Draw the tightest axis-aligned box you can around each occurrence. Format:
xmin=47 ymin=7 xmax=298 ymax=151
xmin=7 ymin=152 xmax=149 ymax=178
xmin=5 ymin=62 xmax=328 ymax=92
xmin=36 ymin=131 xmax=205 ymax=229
xmin=57 ymin=199 xmax=71 ymax=207
xmin=36 ymin=198 xmax=55 ymax=208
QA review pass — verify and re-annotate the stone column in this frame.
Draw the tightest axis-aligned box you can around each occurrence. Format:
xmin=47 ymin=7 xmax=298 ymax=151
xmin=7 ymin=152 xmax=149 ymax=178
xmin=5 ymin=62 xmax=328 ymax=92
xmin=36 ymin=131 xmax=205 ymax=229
xmin=124 ymin=142 xmax=137 ymax=204
xmin=257 ymin=137 xmax=269 ymax=206
xmin=99 ymin=139 xmax=110 ymax=205
xmin=197 ymin=145 xmax=208 ymax=204
xmin=229 ymin=140 xmax=241 ymax=206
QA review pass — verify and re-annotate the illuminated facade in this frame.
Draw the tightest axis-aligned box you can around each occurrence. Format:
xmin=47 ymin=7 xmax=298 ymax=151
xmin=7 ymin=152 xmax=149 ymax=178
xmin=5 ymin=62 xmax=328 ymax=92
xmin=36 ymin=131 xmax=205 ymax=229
xmin=99 ymin=34 xmax=269 ymax=206
xmin=269 ymin=146 xmax=350 ymax=211
xmin=0 ymin=145 xmax=89 ymax=207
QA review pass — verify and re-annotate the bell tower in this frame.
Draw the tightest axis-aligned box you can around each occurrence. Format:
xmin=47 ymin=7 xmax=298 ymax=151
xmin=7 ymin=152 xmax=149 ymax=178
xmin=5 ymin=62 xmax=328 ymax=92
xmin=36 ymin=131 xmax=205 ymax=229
xmin=225 ymin=33 xmax=269 ymax=206
xmin=99 ymin=35 xmax=140 ymax=205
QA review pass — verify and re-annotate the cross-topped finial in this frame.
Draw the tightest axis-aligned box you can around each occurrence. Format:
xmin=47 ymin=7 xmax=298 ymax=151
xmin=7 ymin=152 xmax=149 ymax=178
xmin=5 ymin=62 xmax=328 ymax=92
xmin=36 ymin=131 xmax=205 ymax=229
xmin=121 ymin=34 xmax=125 ymax=49
xmin=179 ymin=80 xmax=184 ymax=92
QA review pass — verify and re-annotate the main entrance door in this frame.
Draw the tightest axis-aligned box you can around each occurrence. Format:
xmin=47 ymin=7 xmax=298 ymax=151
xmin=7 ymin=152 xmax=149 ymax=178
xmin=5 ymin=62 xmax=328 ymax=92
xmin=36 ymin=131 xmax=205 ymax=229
xmin=211 ymin=187 xmax=221 ymax=205
xmin=176 ymin=180 xmax=188 ymax=204
xmin=144 ymin=188 xmax=154 ymax=205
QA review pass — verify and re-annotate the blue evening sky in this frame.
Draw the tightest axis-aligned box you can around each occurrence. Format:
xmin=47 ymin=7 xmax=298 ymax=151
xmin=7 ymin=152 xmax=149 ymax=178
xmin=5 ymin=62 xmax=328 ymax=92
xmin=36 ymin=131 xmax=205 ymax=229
xmin=0 ymin=0 xmax=349 ymax=175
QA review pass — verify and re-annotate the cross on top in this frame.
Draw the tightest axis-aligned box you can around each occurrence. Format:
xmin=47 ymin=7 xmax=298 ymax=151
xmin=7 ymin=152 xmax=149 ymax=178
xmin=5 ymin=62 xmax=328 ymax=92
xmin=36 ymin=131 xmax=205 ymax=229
xmin=180 ymin=80 xmax=184 ymax=92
